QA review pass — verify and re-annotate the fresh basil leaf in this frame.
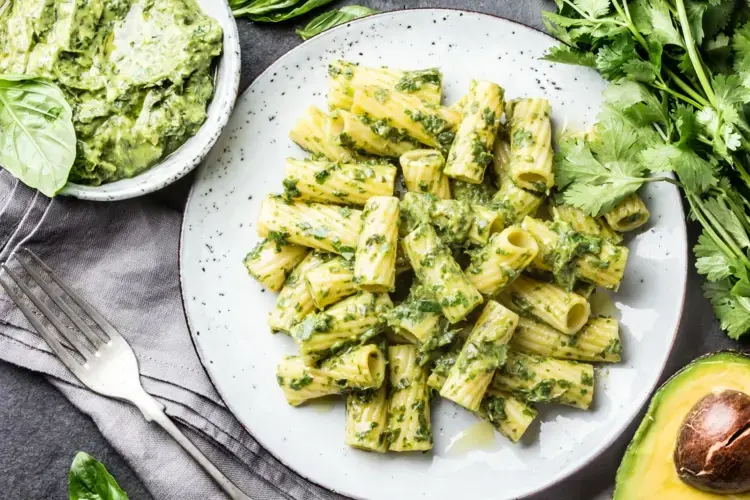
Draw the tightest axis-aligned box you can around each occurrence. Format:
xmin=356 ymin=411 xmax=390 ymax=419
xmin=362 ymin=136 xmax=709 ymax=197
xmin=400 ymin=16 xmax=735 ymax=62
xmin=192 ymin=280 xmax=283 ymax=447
xmin=231 ymin=0 xmax=300 ymax=16
xmin=234 ymin=0 xmax=335 ymax=22
xmin=0 ymin=75 xmax=76 ymax=197
xmin=69 ymin=452 xmax=128 ymax=500
xmin=297 ymin=5 xmax=378 ymax=40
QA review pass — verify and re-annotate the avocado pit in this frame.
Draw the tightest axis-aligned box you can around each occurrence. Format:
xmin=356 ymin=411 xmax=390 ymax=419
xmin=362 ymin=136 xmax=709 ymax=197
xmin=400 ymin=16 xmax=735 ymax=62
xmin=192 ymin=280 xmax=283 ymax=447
xmin=674 ymin=389 xmax=750 ymax=494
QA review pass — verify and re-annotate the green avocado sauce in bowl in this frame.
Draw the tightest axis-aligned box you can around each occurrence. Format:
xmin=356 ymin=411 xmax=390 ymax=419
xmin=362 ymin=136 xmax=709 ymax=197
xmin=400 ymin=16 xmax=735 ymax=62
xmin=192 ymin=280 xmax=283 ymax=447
xmin=0 ymin=0 xmax=240 ymax=200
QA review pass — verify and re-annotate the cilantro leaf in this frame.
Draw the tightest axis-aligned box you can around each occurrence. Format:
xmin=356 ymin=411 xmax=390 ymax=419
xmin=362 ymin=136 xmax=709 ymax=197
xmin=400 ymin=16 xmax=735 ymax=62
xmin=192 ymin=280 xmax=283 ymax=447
xmin=596 ymin=35 xmax=638 ymax=80
xmin=703 ymin=0 xmax=738 ymax=41
xmin=703 ymin=196 xmax=750 ymax=248
xmin=542 ymin=44 xmax=597 ymax=67
xmin=704 ymin=34 xmax=732 ymax=74
xmin=704 ymin=279 xmax=750 ymax=339
xmin=602 ymin=80 xmax=670 ymax=129
xmin=642 ymin=144 xmax=717 ymax=193
xmin=631 ymin=0 xmax=684 ymax=48
xmin=672 ymin=103 xmax=697 ymax=146
xmin=622 ymin=59 xmax=659 ymax=83
xmin=574 ymin=0 xmax=611 ymax=18
xmin=694 ymin=232 xmax=737 ymax=280
xmin=733 ymin=21 xmax=750 ymax=82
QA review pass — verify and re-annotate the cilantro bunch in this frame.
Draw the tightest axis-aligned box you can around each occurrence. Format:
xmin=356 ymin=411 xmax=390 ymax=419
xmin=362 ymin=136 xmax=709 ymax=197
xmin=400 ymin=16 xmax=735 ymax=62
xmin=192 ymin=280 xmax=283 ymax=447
xmin=543 ymin=0 xmax=750 ymax=339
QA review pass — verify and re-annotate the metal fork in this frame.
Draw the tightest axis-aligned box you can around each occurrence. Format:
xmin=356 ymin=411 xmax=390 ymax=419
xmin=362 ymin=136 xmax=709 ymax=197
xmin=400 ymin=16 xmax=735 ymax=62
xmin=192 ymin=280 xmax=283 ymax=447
xmin=0 ymin=249 xmax=251 ymax=500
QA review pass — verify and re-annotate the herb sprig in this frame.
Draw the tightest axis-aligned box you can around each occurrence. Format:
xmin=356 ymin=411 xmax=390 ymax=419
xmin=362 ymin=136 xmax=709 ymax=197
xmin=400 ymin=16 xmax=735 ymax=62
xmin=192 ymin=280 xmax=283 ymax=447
xmin=544 ymin=0 xmax=750 ymax=339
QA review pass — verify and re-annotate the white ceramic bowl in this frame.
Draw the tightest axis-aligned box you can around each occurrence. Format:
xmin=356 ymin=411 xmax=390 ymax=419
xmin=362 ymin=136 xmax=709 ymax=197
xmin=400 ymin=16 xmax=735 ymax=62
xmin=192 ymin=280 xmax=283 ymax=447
xmin=59 ymin=0 xmax=241 ymax=201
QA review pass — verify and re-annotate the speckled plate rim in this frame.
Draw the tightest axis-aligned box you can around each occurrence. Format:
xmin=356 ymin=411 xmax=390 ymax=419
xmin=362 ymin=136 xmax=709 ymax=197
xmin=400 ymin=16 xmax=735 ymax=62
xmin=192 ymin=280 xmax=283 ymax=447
xmin=58 ymin=0 xmax=241 ymax=202
xmin=178 ymin=8 xmax=689 ymax=499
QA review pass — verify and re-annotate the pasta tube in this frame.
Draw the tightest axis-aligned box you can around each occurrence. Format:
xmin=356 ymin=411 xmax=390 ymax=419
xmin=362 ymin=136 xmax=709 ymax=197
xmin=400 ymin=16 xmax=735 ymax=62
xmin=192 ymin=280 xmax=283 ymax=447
xmin=507 ymin=98 xmax=554 ymax=192
xmin=288 ymin=106 xmax=356 ymax=162
xmin=291 ymin=292 xmax=392 ymax=361
xmin=493 ymin=351 xmax=595 ymax=409
xmin=283 ymin=158 xmax=396 ymax=206
xmin=510 ymin=316 xmax=622 ymax=362
xmin=243 ymin=238 xmax=308 ymax=292
xmin=466 ymin=226 xmax=539 ymax=296
xmin=269 ymin=251 xmax=330 ymax=333
xmin=604 ymin=193 xmax=650 ymax=232
xmin=440 ymin=301 xmax=519 ymax=411
xmin=402 ymin=223 xmax=483 ymax=323
xmin=330 ymin=109 xmax=419 ymax=157
xmin=491 ymin=125 xmax=512 ymax=188
xmin=468 ymin=204 xmax=500 ymax=246
xmin=351 ymin=86 xmax=461 ymax=150
xmin=354 ymin=196 xmax=399 ymax=292
xmin=549 ymin=203 xmax=622 ymax=244
xmin=444 ymin=80 xmax=505 ymax=183
xmin=386 ymin=345 xmax=432 ymax=451
xmin=504 ymin=275 xmax=590 ymax=335
xmin=304 ymin=256 xmax=357 ymax=309
xmin=490 ymin=179 xmax=544 ymax=233
xmin=277 ymin=344 xmax=386 ymax=406
xmin=328 ymin=60 xmax=442 ymax=110
xmin=521 ymin=217 xmax=629 ymax=290
xmin=257 ymin=195 xmax=362 ymax=256
xmin=399 ymin=149 xmax=451 ymax=199
xmin=477 ymin=389 xmax=538 ymax=442
xmin=399 ymin=192 xmax=472 ymax=245
xmin=386 ymin=282 xmax=443 ymax=344
xmin=345 ymin=386 xmax=389 ymax=452
xmin=428 ymin=350 xmax=537 ymax=442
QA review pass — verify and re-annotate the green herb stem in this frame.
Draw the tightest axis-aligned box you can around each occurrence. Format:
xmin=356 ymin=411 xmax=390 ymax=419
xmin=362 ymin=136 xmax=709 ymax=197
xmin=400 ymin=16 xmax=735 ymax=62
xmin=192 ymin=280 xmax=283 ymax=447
xmin=653 ymin=81 xmax=703 ymax=109
xmin=690 ymin=194 xmax=750 ymax=268
xmin=665 ymin=68 xmax=710 ymax=107
xmin=674 ymin=0 xmax=716 ymax=106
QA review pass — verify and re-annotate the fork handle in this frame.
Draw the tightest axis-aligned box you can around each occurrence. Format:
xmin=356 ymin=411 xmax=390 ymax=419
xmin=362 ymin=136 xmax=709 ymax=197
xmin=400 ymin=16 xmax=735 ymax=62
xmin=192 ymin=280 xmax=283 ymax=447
xmin=131 ymin=390 xmax=252 ymax=500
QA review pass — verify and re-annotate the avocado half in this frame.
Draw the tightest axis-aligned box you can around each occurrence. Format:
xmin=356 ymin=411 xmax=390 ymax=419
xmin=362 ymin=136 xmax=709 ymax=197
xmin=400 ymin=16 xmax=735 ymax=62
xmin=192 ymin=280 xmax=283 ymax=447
xmin=614 ymin=351 xmax=750 ymax=500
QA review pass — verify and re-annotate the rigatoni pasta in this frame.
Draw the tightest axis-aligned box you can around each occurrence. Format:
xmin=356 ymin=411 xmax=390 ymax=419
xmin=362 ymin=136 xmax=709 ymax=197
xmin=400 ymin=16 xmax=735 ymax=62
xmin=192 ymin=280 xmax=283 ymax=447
xmin=440 ymin=301 xmax=518 ymax=411
xmin=354 ymin=196 xmax=399 ymax=292
xmin=243 ymin=238 xmax=308 ymax=292
xmin=466 ymin=226 xmax=539 ymax=296
xmin=277 ymin=344 xmax=386 ymax=406
xmin=283 ymin=158 xmax=396 ymax=206
xmin=386 ymin=345 xmax=432 ymax=451
xmin=268 ymin=251 xmax=330 ymax=333
xmin=399 ymin=149 xmax=451 ymax=199
xmin=304 ymin=256 xmax=357 ymax=309
xmin=443 ymin=80 xmax=504 ymax=183
xmin=503 ymin=275 xmax=590 ymax=335
xmin=507 ymin=98 xmax=554 ymax=192
xmin=402 ymin=223 xmax=483 ymax=323
xmin=351 ymin=86 xmax=461 ymax=150
xmin=257 ymin=195 xmax=362 ymax=256
xmin=246 ymin=59 xmax=644 ymax=455
xmin=328 ymin=60 xmax=443 ymax=110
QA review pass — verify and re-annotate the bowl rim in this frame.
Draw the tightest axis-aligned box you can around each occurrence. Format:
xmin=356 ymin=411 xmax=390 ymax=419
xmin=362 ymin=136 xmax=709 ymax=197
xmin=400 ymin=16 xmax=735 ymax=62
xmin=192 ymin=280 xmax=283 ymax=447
xmin=59 ymin=0 xmax=241 ymax=202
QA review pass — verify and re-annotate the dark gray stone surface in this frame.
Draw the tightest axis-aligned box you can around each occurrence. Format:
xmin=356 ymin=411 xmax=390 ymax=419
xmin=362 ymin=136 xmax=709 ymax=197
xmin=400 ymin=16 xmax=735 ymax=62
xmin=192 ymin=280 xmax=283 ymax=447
xmin=0 ymin=1 xmax=747 ymax=499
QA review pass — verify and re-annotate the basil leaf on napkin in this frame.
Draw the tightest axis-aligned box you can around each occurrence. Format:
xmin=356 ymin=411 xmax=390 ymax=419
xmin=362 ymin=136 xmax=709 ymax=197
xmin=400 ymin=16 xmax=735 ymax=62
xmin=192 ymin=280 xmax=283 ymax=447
xmin=297 ymin=5 xmax=378 ymax=40
xmin=69 ymin=452 xmax=128 ymax=500
xmin=232 ymin=0 xmax=335 ymax=22
xmin=0 ymin=75 xmax=76 ymax=197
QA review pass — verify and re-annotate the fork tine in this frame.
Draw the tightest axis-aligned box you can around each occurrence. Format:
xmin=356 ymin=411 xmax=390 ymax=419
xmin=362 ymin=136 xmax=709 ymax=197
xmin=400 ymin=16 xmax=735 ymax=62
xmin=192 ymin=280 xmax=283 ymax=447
xmin=23 ymin=249 xmax=120 ymax=340
xmin=15 ymin=256 xmax=106 ymax=350
xmin=0 ymin=274 xmax=83 ymax=368
xmin=2 ymin=264 xmax=92 ymax=359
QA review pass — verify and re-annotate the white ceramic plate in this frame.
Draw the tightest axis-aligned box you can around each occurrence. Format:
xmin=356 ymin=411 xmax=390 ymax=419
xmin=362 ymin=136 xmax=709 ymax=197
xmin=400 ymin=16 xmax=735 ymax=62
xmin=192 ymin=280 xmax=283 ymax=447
xmin=180 ymin=9 xmax=688 ymax=500
xmin=59 ymin=0 xmax=241 ymax=201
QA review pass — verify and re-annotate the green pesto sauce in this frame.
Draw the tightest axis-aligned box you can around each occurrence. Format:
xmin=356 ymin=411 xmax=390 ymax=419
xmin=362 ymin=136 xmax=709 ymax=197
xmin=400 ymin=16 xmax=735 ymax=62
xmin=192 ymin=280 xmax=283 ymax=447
xmin=0 ymin=0 xmax=223 ymax=185
xmin=394 ymin=68 xmax=441 ymax=93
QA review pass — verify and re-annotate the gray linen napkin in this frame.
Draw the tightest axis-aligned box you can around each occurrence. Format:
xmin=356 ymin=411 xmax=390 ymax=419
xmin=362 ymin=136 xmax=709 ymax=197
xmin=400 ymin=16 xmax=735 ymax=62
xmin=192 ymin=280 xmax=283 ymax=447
xmin=0 ymin=169 xmax=345 ymax=500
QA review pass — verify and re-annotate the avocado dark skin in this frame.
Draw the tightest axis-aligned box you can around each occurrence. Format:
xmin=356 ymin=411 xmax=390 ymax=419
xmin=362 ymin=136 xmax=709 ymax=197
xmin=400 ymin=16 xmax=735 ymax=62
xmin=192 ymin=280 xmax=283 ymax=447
xmin=674 ymin=389 xmax=750 ymax=494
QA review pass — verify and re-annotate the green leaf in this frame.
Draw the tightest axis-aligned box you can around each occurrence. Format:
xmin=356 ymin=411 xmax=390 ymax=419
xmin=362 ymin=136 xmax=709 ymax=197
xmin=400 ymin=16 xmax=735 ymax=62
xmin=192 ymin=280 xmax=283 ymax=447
xmin=602 ymin=79 xmax=669 ymax=129
xmin=684 ymin=0 xmax=708 ymax=45
xmin=702 ymin=0 xmax=737 ymax=40
xmin=641 ymin=144 xmax=717 ymax=193
xmin=703 ymin=196 xmax=750 ymax=248
xmin=622 ymin=59 xmax=658 ymax=83
xmin=704 ymin=279 xmax=750 ymax=339
xmin=0 ymin=75 xmax=76 ymax=197
xmin=596 ymin=35 xmax=638 ymax=80
xmin=573 ymin=0 xmax=611 ymax=18
xmin=703 ymin=33 xmax=732 ymax=74
xmin=733 ymin=20 xmax=750 ymax=79
xmin=694 ymin=232 xmax=737 ymax=280
xmin=69 ymin=452 xmax=128 ymax=500
xmin=232 ymin=0 xmax=300 ymax=16
xmin=541 ymin=44 xmax=597 ymax=67
xmin=235 ymin=0 xmax=335 ymax=22
xmin=297 ymin=6 xmax=377 ymax=40
xmin=630 ymin=0 xmax=684 ymax=47
xmin=672 ymin=103 xmax=697 ymax=146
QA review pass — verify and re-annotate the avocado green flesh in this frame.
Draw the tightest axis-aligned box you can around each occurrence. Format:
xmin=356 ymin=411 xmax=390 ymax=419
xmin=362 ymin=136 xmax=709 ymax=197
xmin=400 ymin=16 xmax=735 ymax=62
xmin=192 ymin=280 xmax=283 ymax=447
xmin=614 ymin=352 xmax=750 ymax=500
xmin=0 ymin=0 xmax=223 ymax=186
